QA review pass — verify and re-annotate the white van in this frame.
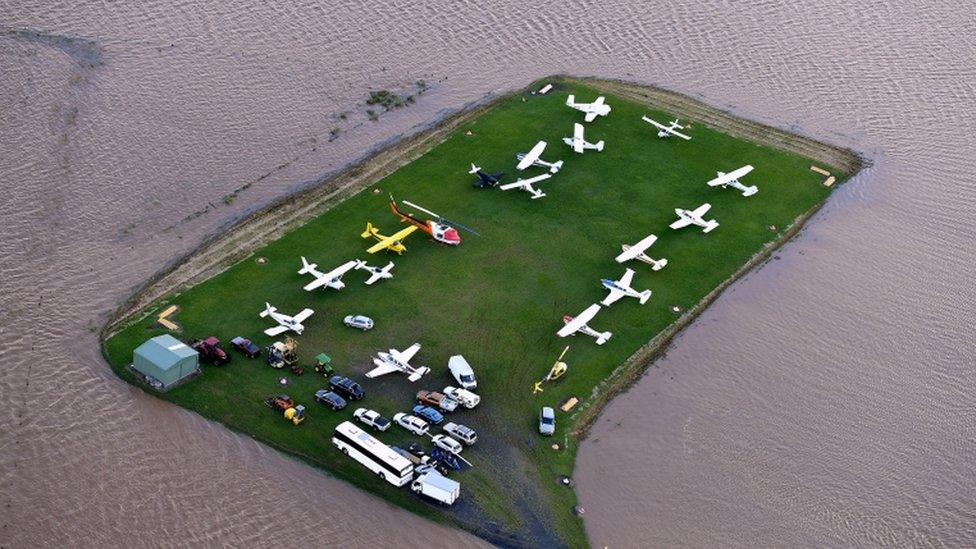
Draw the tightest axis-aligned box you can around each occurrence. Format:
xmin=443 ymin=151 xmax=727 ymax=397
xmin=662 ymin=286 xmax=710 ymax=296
xmin=448 ymin=355 xmax=477 ymax=390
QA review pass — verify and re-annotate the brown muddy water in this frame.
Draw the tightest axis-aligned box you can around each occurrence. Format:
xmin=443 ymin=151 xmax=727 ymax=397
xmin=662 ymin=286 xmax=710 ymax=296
xmin=1 ymin=1 xmax=974 ymax=547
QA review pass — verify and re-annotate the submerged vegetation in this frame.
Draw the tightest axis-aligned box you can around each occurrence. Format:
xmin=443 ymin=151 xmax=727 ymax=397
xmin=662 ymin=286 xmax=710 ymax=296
xmin=103 ymin=78 xmax=853 ymax=547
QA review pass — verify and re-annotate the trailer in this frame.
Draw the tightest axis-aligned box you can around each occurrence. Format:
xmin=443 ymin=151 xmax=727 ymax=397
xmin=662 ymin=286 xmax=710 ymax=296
xmin=411 ymin=465 xmax=460 ymax=505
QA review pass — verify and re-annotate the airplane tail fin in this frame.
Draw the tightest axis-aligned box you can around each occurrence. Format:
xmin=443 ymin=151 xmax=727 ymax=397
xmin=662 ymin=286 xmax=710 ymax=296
xmin=468 ymin=163 xmax=480 ymax=174
xmin=742 ymin=186 xmax=759 ymax=197
xmin=550 ymin=160 xmax=564 ymax=173
xmin=354 ymin=259 xmax=367 ymax=270
xmin=595 ymin=140 xmax=605 ymax=152
xmin=361 ymin=223 xmax=375 ymax=239
xmin=259 ymin=302 xmax=275 ymax=318
xmin=566 ymin=94 xmax=575 ymax=106
xmin=530 ymin=189 xmax=546 ymax=200
xmin=596 ymin=331 xmax=613 ymax=345
xmin=703 ymin=220 xmax=720 ymax=233
xmin=652 ymin=258 xmax=668 ymax=271
xmin=298 ymin=256 xmax=316 ymax=275
xmin=639 ymin=290 xmax=652 ymax=305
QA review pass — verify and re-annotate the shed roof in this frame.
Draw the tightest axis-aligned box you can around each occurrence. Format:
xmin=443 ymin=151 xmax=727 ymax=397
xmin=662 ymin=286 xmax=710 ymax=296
xmin=135 ymin=334 xmax=197 ymax=370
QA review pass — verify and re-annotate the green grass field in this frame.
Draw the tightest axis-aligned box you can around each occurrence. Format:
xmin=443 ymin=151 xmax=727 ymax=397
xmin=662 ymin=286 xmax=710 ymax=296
xmin=103 ymin=79 xmax=847 ymax=547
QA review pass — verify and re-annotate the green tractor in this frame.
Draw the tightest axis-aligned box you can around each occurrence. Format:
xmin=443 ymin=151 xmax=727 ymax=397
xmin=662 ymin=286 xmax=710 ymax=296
xmin=313 ymin=353 xmax=334 ymax=377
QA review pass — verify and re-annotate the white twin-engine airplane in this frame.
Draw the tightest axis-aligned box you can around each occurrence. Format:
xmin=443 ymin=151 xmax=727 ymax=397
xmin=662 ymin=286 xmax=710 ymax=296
xmin=562 ymin=122 xmax=605 ymax=153
xmin=641 ymin=116 xmax=692 ymax=140
xmin=601 ymin=268 xmax=652 ymax=306
xmin=516 ymin=141 xmax=563 ymax=173
xmin=615 ymin=233 xmax=668 ymax=271
xmin=299 ymin=257 xmax=358 ymax=291
xmin=707 ymin=165 xmax=758 ymax=197
xmin=499 ymin=173 xmax=553 ymax=199
xmin=354 ymin=260 xmax=395 ymax=285
xmin=365 ymin=342 xmax=431 ymax=382
xmin=260 ymin=302 xmax=314 ymax=336
xmin=557 ymin=303 xmax=612 ymax=345
xmin=670 ymin=203 xmax=720 ymax=233
xmin=566 ymin=95 xmax=611 ymax=122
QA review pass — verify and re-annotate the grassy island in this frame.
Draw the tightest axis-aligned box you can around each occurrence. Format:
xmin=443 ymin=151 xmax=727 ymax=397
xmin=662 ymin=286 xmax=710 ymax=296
xmin=102 ymin=77 xmax=860 ymax=547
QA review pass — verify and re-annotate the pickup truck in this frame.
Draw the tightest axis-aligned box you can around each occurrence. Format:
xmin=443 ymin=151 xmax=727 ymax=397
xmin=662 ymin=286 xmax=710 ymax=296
xmin=443 ymin=386 xmax=480 ymax=409
xmin=353 ymin=408 xmax=390 ymax=431
xmin=411 ymin=465 xmax=460 ymax=505
xmin=416 ymin=390 xmax=458 ymax=412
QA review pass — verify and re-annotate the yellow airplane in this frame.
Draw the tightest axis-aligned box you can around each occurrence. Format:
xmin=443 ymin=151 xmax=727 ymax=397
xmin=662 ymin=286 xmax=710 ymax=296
xmin=361 ymin=222 xmax=419 ymax=254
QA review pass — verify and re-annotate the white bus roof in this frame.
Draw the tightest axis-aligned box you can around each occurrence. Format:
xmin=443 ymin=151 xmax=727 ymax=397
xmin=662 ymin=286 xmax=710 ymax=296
xmin=335 ymin=421 xmax=411 ymax=470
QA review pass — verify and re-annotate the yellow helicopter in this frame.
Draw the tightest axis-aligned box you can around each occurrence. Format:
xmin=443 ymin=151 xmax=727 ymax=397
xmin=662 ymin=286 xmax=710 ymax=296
xmin=533 ymin=346 xmax=570 ymax=394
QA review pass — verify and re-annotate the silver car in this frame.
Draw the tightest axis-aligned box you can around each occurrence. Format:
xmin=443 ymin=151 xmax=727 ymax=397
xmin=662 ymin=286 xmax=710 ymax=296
xmin=539 ymin=406 xmax=555 ymax=436
xmin=343 ymin=315 xmax=374 ymax=330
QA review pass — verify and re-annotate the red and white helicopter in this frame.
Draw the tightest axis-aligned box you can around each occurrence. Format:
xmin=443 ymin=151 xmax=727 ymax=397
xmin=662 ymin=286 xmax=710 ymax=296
xmin=389 ymin=195 xmax=478 ymax=246
xmin=563 ymin=122 xmax=605 ymax=153
xmin=616 ymin=233 xmax=668 ymax=271
xmin=516 ymin=141 xmax=563 ymax=173
xmin=557 ymin=304 xmax=612 ymax=345
xmin=707 ymin=165 xmax=758 ymax=197
xmin=641 ymin=116 xmax=692 ymax=140
xmin=566 ymin=95 xmax=611 ymax=122
xmin=670 ymin=203 xmax=719 ymax=233
xmin=366 ymin=342 xmax=431 ymax=382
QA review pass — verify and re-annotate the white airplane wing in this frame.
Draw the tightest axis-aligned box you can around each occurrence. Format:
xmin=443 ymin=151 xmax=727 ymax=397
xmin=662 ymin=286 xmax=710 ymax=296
xmin=708 ymin=165 xmax=753 ymax=187
xmin=617 ymin=268 xmax=635 ymax=289
xmin=365 ymin=361 xmax=400 ymax=378
xmin=292 ymin=308 xmax=314 ymax=323
xmin=669 ymin=128 xmax=692 ymax=140
xmin=692 ymin=203 xmax=712 ymax=217
xmin=572 ymin=123 xmax=584 ymax=153
xmin=557 ymin=304 xmax=601 ymax=337
xmin=601 ymin=288 xmax=626 ymax=307
xmin=642 ymin=116 xmax=667 ymax=131
xmin=584 ymin=111 xmax=598 ymax=123
xmin=517 ymin=141 xmax=547 ymax=170
xmin=670 ymin=216 xmax=693 ymax=230
xmin=615 ymin=234 xmax=657 ymax=262
xmin=593 ymin=96 xmax=605 ymax=106
xmin=302 ymin=276 xmax=331 ymax=291
xmin=499 ymin=173 xmax=551 ymax=191
xmin=393 ymin=342 xmax=421 ymax=365
xmin=264 ymin=325 xmax=290 ymax=337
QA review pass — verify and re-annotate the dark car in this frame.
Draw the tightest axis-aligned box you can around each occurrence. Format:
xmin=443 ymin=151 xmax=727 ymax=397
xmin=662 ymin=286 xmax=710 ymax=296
xmin=329 ymin=375 xmax=365 ymax=400
xmin=314 ymin=389 xmax=347 ymax=410
xmin=230 ymin=336 xmax=261 ymax=358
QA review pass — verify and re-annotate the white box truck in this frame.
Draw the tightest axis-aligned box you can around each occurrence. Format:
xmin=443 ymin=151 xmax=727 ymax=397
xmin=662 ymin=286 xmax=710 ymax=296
xmin=411 ymin=465 xmax=460 ymax=505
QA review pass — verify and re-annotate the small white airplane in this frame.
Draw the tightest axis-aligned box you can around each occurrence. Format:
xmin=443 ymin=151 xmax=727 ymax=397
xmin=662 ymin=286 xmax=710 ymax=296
xmin=557 ymin=303 xmax=612 ymax=345
xmin=562 ymin=122 xmax=605 ymax=153
xmin=516 ymin=141 xmax=563 ymax=173
xmin=566 ymin=94 xmax=611 ymax=122
xmin=615 ymin=233 xmax=668 ymax=271
xmin=260 ymin=302 xmax=314 ymax=336
xmin=641 ymin=116 xmax=692 ymax=140
xmin=601 ymin=268 xmax=652 ymax=306
xmin=670 ymin=203 xmax=719 ymax=233
xmin=354 ymin=260 xmax=395 ymax=285
xmin=499 ymin=173 xmax=553 ymax=199
xmin=298 ymin=257 xmax=358 ymax=291
xmin=366 ymin=342 xmax=431 ymax=382
xmin=707 ymin=165 xmax=758 ymax=197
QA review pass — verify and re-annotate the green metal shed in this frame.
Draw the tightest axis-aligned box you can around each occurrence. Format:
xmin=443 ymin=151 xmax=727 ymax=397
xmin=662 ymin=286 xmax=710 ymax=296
xmin=132 ymin=334 xmax=199 ymax=389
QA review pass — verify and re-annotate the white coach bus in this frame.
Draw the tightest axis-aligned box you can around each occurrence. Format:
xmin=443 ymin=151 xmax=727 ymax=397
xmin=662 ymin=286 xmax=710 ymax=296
xmin=332 ymin=421 xmax=414 ymax=487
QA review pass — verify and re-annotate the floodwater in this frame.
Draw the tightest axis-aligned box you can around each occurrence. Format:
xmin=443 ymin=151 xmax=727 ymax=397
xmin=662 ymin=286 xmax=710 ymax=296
xmin=1 ymin=1 xmax=973 ymax=547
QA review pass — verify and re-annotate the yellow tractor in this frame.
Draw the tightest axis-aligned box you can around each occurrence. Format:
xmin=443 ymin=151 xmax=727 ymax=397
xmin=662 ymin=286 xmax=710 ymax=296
xmin=265 ymin=394 xmax=306 ymax=425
